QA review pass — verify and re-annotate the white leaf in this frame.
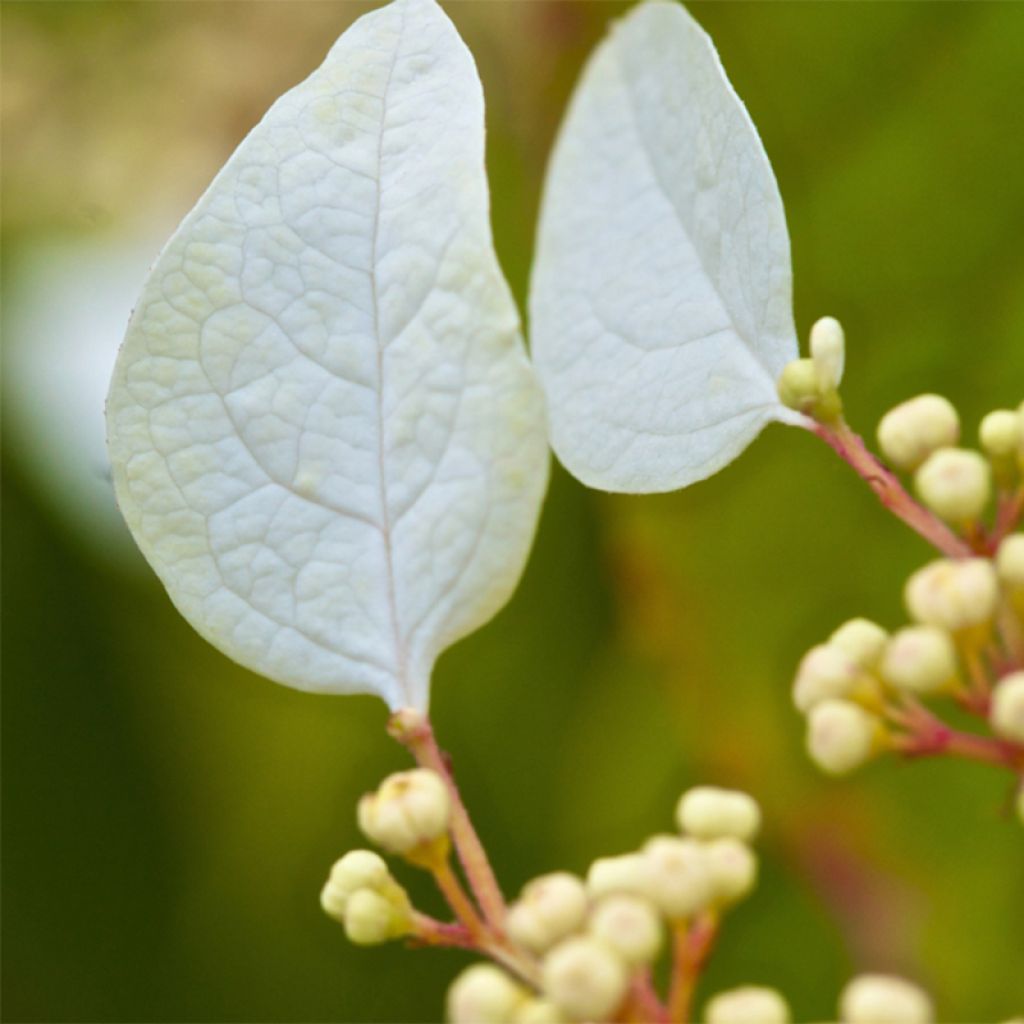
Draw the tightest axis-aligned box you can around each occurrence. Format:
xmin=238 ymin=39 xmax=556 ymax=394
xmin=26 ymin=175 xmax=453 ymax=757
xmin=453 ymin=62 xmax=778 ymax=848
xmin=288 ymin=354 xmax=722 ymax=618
xmin=106 ymin=0 xmax=549 ymax=712
xmin=529 ymin=0 xmax=803 ymax=494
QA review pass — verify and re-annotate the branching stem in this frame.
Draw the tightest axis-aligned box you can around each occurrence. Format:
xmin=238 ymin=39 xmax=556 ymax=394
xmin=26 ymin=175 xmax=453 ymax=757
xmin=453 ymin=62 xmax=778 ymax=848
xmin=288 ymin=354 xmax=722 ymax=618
xmin=667 ymin=911 xmax=719 ymax=1023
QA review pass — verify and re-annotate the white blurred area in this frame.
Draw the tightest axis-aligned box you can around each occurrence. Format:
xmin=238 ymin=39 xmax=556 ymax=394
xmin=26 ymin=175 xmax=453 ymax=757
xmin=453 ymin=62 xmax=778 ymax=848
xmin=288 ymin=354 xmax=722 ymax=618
xmin=3 ymin=232 xmax=166 ymax=570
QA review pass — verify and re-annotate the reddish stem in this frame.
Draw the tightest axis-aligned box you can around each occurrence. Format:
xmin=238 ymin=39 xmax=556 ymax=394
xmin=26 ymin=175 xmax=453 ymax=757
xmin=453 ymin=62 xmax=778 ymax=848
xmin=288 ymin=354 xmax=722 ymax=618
xmin=624 ymin=968 xmax=670 ymax=1024
xmin=809 ymin=421 xmax=972 ymax=558
xmin=667 ymin=912 xmax=719 ymax=1023
xmin=409 ymin=912 xmax=475 ymax=950
xmin=890 ymin=703 xmax=1024 ymax=771
xmin=990 ymin=486 xmax=1024 ymax=550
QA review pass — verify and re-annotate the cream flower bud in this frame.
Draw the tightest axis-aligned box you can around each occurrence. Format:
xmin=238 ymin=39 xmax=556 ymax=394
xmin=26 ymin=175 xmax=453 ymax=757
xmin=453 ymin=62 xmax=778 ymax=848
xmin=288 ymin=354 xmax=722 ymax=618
xmin=506 ymin=872 xmax=588 ymax=954
xmin=343 ymin=887 xmax=409 ymax=945
xmin=806 ymin=700 xmax=882 ymax=775
xmin=542 ymin=937 xmax=629 ymax=1023
xmin=320 ymin=849 xmax=410 ymax=925
xmin=904 ymin=558 xmax=999 ymax=632
xmin=586 ymin=853 xmax=650 ymax=901
xmin=990 ymin=671 xmax=1024 ymax=744
xmin=880 ymin=626 xmax=958 ymax=695
xmin=979 ymin=409 xmax=1021 ymax=461
xmin=914 ymin=448 xmax=991 ymax=523
xmin=792 ymin=644 xmax=874 ymax=714
xmin=829 ymin=618 xmax=889 ymax=672
xmin=588 ymin=894 xmax=663 ymax=966
xmin=838 ymin=974 xmax=934 ymax=1024
xmin=676 ymin=787 xmax=761 ymax=842
xmin=705 ymin=985 xmax=791 ymax=1024
xmin=357 ymin=768 xmax=451 ymax=856
xmin=702 ymin=838 xmax=758 ymax=906
xmin=810 ymin=316 xmax=845 ymax=390
xmin=514 ymin=999 xmax=567 ymax=1024
xmin=876 ymin=394 xmax=959 ymax=472
xmin=777 ymin=358 xmax=822 ymax=414
xmin=642 ymin=835 xmax=713 ymax=919
xmin=447 ymin=964 xmax=527 ymax=1024
xmin=996 ymin=534 xmax=1024 ymax=589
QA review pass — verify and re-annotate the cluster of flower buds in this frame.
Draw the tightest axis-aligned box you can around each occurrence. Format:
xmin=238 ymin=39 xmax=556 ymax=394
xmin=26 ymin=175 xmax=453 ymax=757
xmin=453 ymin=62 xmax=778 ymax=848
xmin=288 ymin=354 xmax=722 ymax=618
xmin=791 ymin=531 xmax=1024 ymax=819
xmin=776 ymin=316 xmax=846 ymax=423
xmin=445 ymin=785 xmax=762 ymax=1023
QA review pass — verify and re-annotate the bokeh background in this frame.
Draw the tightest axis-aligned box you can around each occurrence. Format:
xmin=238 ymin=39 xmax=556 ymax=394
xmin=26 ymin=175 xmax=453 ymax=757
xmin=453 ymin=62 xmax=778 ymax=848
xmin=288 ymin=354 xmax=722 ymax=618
xmin=3 ymin=2 xmax=1024 ymax=1021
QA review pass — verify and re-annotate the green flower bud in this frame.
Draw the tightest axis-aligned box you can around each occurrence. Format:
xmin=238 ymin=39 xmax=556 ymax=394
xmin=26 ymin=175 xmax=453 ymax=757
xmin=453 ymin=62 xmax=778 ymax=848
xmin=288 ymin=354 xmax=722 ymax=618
xmin=506 ymin=872 xmax=588 ymax=955
xmin=676 ymin=786 xmax=761 ymax=842
xmin=642 ymin=835 xmax=713 ymax=919
xmin=777 ymin=358 xmax=841 ymax=421
xmin=880 ymin=625 xmax=958 ymax=695
xmin=793 ymin=644 xmax=877 ymax=714
xmin=838 ymin=974 xmax=934 ymax=1024
xmin=806 ymin=700 xmax=883 ymax=775
xmin=357 ymin=768 xmax=451 ymax=856
xmin=829 ymin=618 xmax=889 ymax=672
xmin=990 ymin=670 xmax=1024 ymax=744
xmin=702 ymin=838 xmax=758 ymax=906
xmin=586 ymin=853 xmax=650 ymax=901
xmin=705 ymin=985 xmax=791 ymax=1024
xmin=876 ymin=395 xmax=959 ymax=472
xmin=979 ymin=409 xmax=1021 ymax=462
xmin=914 ymin=448 xmax=991 ymax=523
xmin=588 ymin=894 xmax=663 ymax=966
xmin=447 ymin=964 xmax=528 ymax=1024
xmin=810 ymin=316 xmax=845 ymax=390
xmin=343 ymin=887 xmax=410 ymax=945
xmin=542 ymin=937 xmax=629 ymax=1023
xmin=904 ymin=558 xmax=999 ymax=633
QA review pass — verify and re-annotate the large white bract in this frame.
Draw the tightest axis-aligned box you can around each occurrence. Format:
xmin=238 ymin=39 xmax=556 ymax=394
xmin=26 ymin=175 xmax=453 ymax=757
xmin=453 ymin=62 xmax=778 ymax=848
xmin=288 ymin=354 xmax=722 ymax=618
xmin=530 ymin=0 xmax=803 ymax=494
xmin=106 ymin=0 xmax=548 ymax=711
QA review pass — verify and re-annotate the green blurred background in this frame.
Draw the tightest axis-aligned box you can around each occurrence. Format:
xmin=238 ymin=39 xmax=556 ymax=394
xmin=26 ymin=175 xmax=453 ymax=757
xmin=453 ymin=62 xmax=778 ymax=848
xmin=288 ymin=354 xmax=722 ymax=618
xmin=3 ymin=2 xmax=1023 ymax=1021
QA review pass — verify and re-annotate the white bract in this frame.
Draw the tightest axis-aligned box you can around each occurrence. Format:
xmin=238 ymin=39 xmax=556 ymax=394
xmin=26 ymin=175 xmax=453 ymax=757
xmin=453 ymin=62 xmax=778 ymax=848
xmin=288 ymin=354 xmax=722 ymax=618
xmin=530 ymin=0 xmax=803 ymax=493
xmin=106 ymin=0 xmax=548 ymax=711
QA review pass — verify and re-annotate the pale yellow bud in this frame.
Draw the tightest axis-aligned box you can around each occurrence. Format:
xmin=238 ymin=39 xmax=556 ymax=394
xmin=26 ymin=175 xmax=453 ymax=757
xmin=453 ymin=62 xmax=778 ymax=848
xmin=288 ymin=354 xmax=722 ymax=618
xmin=588 ymin=894 xmax=663 ymax=966
xmin=676 ymin=786 xmax=761 ymax=842
xmin=705 ymin=985 xmax=791 ymax=1024
xmin=806 ymin=700 xmax=882 ymax=775
xmin=904 ymin=558 xmax=999 ymax=633
xmin=810 ymin=316 xmax=845 ymax=390
xmin=447 ymin=964 xmax=527 ymax=1024
xmin=829 ymin=618 xmax=889 ymax=672
xmin=343 ymin=888 xmax=409 ymax=945
xmin=777 ymin=359 xmax=822 ymax=414
xmin=642 ymin=835 xmax=713 ymax=919
xmin=506 ymin=872 xmax=588 ymax=954
xmin=880 ymin=626 xmax=958 ymax=695
xmin=514 ymin=999 xmax=567 ymax=1024
xmin=320 ymin=850 xmax=408 ymax=923
xmin=586 ymin=853 xmax=650 ymax=901
xmin=793 ymin=644 xmax=874 ymax=714
xmin=542 ymin=937 xmax=629 ymax=1023
xmin=980 ymin=409 xmax=1021 ymax=462
xmin=876 ymin=395 xmax=959 ymax=472
xmin=990 ymin=671 xmax=1024 ymax=744
xmin=357 ymin=768 xmax=451 ymax=856
xmin=914 ymin=448 xmax=991 ymax=523
xmin=996 ymin=534 xmax=1024 ymax=589
xmin=702 ymin=838 xmax=758 ymax=906
xmin=838 ymin=974 xmax=934 ymax=1024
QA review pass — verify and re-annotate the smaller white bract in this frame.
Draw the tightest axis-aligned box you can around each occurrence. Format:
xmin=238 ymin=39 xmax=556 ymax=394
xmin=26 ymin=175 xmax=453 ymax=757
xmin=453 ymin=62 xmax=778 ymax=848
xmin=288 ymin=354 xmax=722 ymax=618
xmin=530 ymin=0 xmax=805 ymax=493
xmin=106 ymin=0 xmax=549 ymax=712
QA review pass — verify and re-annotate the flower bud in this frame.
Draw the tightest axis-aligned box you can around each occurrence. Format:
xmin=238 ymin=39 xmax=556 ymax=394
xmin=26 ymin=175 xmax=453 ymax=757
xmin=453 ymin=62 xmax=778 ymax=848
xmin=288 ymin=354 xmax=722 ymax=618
xmin=879 ymin=625 xmax=958 ymax=695
xmin=777 ymin=359 xmax=822 ymax=414
xmin=904 ymin=558 xmax=999 ymax=633
xmin=343 ymin=887 xmax=410 ymax=945
xmin=810 ymin=316 xmax=845 ymax=390
xmin=792 ymin=644 xmax=876 ymax=714
xmin=829 ymin=618 xmax=889 ymax=672
xmin=514 ymin=999 xmax=567 ymax=1024
xmin=357 ymin=768 xmax=451 ymax=857
xmin=506 ymin=872 xmax=588 ymax=954
xmin=838 ymin=974 xmax=934 ymax=1024
xmin=705 ymin=985 xmax=791 ymax=1024
xmin=642 ymin=835 xmax=713 ymax=919
xmin=588 ymin=894 xmax=663 ymax=966
xmin=979 ymin=409 xmax=1021 ymax=462
xmin=542 ymin=937 xmax=629 ymax=1023
xmin=990 ymin=671 xmax=1024 ymax=744
xmin=876 ymin=394 xmax=959 ymax=472
xmin=676 ymin=786 xmax=761 ymax=842
xmin=702 ymin=838 xmax=758 ymax=906
xmin=320 ymin=850 xmax=409 ymax=923
xmin=806 ymin=700 xmax=883 ymax=775
xmin=447 ymin=964 xmax=527 ymax=1024
xmin=914 ymin=448 xmax=991 ymax=523
xmin=996 ymin=534 xmax=1024 ymax=589
xmin=586 ymin=853 xmax=650 ymax=901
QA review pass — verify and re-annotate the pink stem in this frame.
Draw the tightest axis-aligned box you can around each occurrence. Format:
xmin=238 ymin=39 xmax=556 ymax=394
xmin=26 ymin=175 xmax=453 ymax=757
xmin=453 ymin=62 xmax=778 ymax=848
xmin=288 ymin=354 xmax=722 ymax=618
xmin=990 ymin=486 xmax=1024 ymax=550
xmin=409 ymin=912 xmax=475 ymax=950
xmin=890 ymin=703 xmax=1024 ymax=770
xmin=626 ymin=969 xmax=670 ymax=1024
xmin=667 ymin=912 xmax=719 ymax=1023
xmin=809 ymin=421 xmax=972 ymax=558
